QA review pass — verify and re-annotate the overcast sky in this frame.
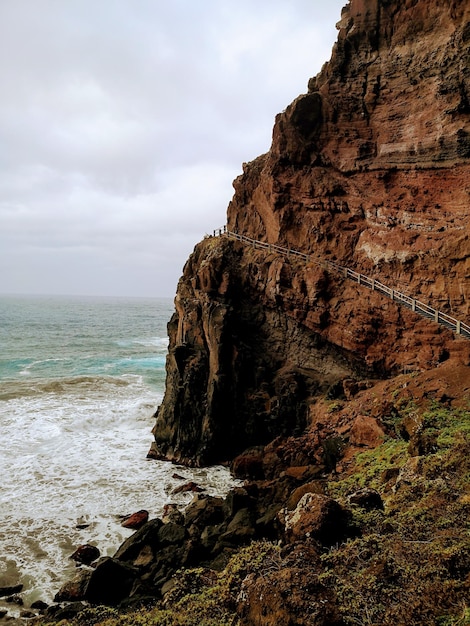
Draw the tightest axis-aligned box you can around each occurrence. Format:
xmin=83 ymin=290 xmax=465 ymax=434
xmin=0 ymin=0 xmax=345 ymax=298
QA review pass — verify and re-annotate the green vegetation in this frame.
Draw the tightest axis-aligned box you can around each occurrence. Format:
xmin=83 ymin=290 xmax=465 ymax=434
xmin=38 ymin=542 xmax=280 ymax=626
xmin=328 ymin=436 xmax=408 ymax=496
xmin=322 ymin=402 xmax=470 ymax=625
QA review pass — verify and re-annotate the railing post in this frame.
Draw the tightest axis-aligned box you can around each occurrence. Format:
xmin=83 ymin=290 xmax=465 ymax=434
xmin=371 ymin=279 xmax=375 ymax=290
xmin=435 ymin=310 xmax=439 ymax=323
xmin=456 ymin=320 xmax=461 ymax=334
xmin=391 ymin=289 xmax=394 ymax=301
xmin=412 ymin=300 xmax=416 ymax=311
xmin=358 ymin=274 xmax=361 ymax=284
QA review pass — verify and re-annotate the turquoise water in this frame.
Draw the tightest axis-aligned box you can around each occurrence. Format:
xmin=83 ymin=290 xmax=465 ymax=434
xmin=0 ymin=295 xmax=237 ymax=612
xmin=0 ymin=294 xmax=170 ymax=389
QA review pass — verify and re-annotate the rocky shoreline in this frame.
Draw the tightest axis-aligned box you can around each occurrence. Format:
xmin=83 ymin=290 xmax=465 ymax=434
xmin=15 ymin=456 xmax=355 ymax=622
xmin=1 ymin=364 xmax=463 ymax=625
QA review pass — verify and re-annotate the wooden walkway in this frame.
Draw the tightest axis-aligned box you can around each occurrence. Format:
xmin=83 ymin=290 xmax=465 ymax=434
xmin=212 ymin=226 xmax=470 ymax=340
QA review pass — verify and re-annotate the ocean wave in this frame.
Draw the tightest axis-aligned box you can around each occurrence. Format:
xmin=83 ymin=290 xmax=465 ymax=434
xmin=113 ymin=356 xmax=166 ymax=369
xmin=1 ymin=352 xmax=167 ymax=387
xmin=138 ymin=337 xmax=169 ymax=349
xmin=19 ymin=357 xmax=69 ymax=377
xmin=0 ymin=295 xmax=184 ymax=606
xmin=41 ymin=375 xmax=133 ymax=393
xmin=116 ymin=336 xmax=169 ymax=349
xmin=0 ymin=454 xmax=238 ymax=605
xmin=0 ymin=357 xmax=65 ymax=380
xmin=0 ymin=375 xmax=133 ymax=401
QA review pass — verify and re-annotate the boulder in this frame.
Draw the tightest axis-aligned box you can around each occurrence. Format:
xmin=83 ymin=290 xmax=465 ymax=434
xmin=283 ymin=465 xmax=322 ymax=482
xmin=348 ymin=488 xmax=384 ymax=511
xmin=216 ymin=508 xmax=255 ymax=548
xmin=157 ymin=522 xmax=187 ymax=546
xmin=54 ymin=569 xmax=93 ymax=602
xmin=255 ymin=504 xmax=283 ymax=537
xmin=162 ymin=503 xmax=184 ymax=525
xmin=184 ymin=494 xmax=225 ymax=528
xmin=84 ymin=557 xmax=138 ymax=606
xmin=30 ymin=600 xmax=49 ymax=611
xmin=349 ymin=416 xmax=385 ymax=448
xmin=283 ymin=493 xmax=349 ymax=545
xmin=70 ymin=544 xmax=101 ymax=565
xmin=43 ymin=602 xmax=88 ymax=622
xmin=5 ymin=594 xmax=23 ymax=605
xmin=199 ymin=524 xmax=226 ymax=554
xmin=114 ymin=518 xmax=163 ymax=563
xmin=0 ymin=584 xmax=23 ymax=597
xmin=121 ymin=510 xmax=149 ymax=530
xmin=132 ymin=544 xmax=154 ymax=568
xmin=172 ymin=481 xmax=204 ymax=495
xmin=223 ymin=487 xmax=253 ymax=518
xmin=286 ymin=480 xmax=326 ymax=511
xmin=231 ymin=447 xmax=265 ymax=480
xmin=144 ymin=545 xmax=183 ymax=590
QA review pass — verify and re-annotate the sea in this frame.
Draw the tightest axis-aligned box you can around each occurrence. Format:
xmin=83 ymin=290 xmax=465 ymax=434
xmin=0 ymin=294 xmax=237 ymax=613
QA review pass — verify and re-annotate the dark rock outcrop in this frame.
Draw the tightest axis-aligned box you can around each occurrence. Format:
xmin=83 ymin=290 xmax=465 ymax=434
xmin=347 ymin=487 xmax=384 ymax=511
xmin=282 ymin=493 xmax=350 ymax=545
xmin=54 ymin=570 xmax=93 ymax=603
xmin=0 ymin=584 xmax=23 ymax=598
xmin=70 ymin=544 xmax=100 ymax=566
xmin=84 ymin=558 xmax=138 ymax=606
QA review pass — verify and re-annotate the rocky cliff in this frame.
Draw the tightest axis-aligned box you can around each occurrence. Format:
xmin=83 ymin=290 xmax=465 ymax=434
xmin=38 ymin=2 xmax=470 ymax=624
xmin=151 ymin=0 xmax=470 ymax=466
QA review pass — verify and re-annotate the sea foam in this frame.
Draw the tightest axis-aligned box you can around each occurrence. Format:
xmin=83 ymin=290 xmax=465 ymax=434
xmin=0 ymin=296 xmax=238 ymax=610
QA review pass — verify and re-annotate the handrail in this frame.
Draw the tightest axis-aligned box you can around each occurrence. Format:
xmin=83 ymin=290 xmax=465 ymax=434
xmin=212 ymin=226 xmax=470 ymax=340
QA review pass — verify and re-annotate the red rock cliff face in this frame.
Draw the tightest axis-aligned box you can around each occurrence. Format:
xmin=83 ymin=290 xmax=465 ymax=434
xmin=152 ymin=0 xmax=470 ymax=466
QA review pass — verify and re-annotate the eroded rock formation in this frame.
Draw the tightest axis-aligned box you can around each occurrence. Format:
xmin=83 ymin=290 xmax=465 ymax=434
xmin=152 ymin=0 xmax=470 ymax=466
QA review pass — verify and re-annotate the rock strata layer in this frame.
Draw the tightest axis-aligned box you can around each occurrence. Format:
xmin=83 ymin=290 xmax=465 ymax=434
xmin=152 ymin=0 xmax=470 ymax=466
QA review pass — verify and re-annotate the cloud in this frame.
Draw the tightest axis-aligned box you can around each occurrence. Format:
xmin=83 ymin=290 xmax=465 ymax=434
xmin=0 ymin=0 xmax=345 ymax=297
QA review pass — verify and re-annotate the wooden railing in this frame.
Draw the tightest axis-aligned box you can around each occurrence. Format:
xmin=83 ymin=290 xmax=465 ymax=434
xmin=212 ymin=226 xmax=470 ymax=340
